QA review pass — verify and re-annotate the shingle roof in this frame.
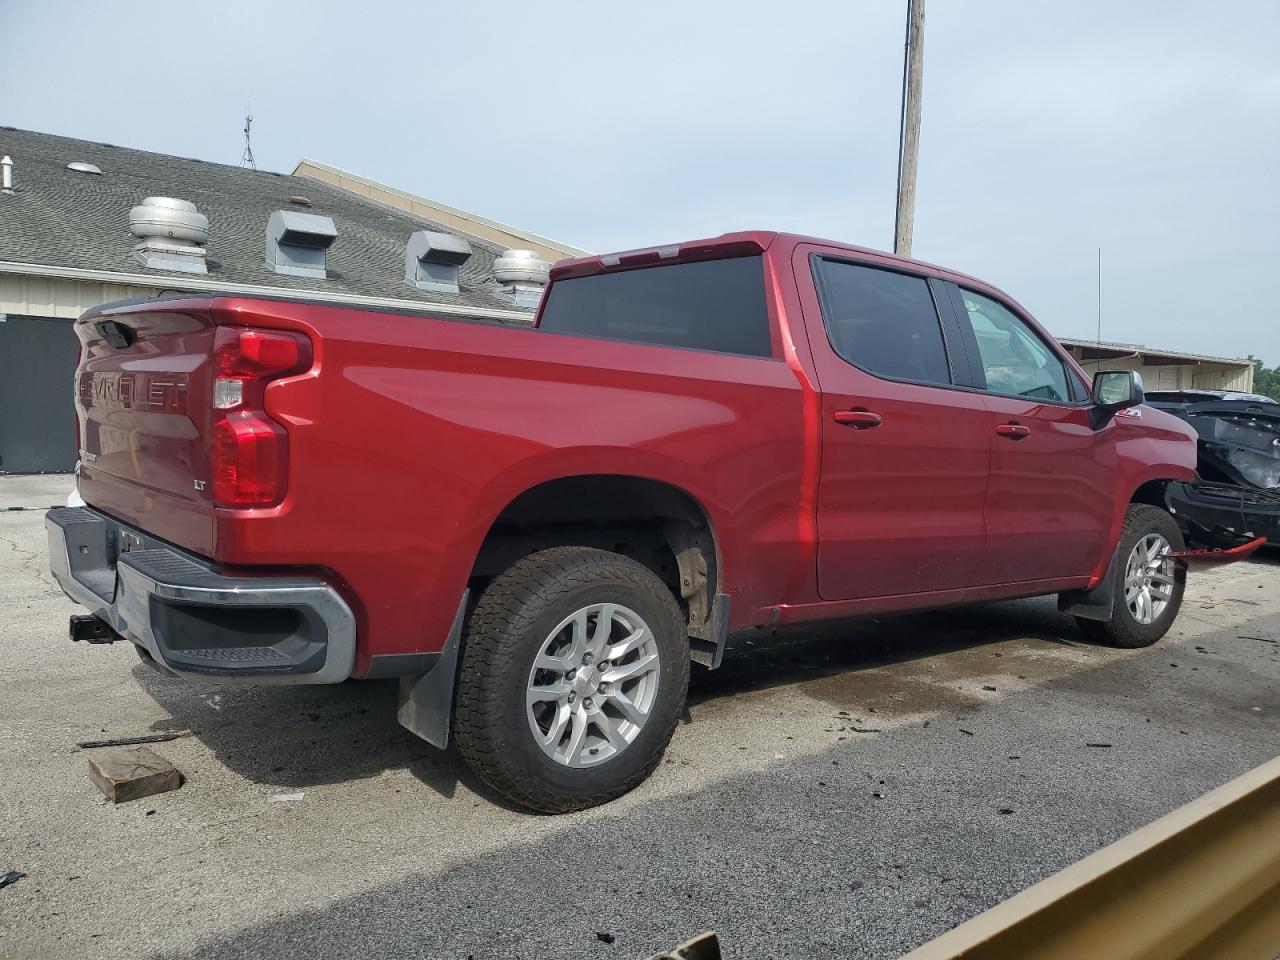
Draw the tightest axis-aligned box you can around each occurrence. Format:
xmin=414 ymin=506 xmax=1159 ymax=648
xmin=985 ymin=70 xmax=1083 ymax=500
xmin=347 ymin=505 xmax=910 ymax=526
xmin=0 ymin=126 xmax=526 ymax=315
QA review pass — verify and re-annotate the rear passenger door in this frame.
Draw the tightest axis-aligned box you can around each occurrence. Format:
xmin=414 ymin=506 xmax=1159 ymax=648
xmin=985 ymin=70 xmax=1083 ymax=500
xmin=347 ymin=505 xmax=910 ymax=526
xmin=942 ymin=283 xmax=1116 ymax=583
xmin=796 ymin=249 xmax=991 ymax=601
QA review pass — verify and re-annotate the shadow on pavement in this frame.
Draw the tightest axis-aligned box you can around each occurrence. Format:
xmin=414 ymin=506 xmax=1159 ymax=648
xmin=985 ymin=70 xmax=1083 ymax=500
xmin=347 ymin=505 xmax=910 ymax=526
xmin=145 ymin=606 xmax=1280 ymax=960
xmin=692 ymin=596 xmax=1085 ymax=705
xmin=133 ymin=596 xmax=1086 ymax=797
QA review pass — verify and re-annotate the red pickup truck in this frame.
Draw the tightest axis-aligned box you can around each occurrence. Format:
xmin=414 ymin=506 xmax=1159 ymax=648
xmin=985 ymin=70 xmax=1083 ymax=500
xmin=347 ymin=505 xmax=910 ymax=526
xmin=50 ymin=231 xmax=1216 ymax=811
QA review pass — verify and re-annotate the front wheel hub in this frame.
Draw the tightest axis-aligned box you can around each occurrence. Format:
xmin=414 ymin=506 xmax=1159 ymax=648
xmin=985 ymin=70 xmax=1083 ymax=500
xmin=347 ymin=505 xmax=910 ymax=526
xmin=1124 ymin=532 xmax=1175 ymax=625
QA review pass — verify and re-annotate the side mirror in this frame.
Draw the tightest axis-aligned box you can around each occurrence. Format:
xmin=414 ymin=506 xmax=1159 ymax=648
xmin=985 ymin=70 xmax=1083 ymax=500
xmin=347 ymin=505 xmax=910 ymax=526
xmin=1090 ymin=370 xmax=1144 ymax=428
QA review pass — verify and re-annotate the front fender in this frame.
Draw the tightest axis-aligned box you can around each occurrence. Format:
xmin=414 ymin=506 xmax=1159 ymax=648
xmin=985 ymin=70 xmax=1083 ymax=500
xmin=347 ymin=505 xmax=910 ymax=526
xmin=1090 ymin=409 xmax=1197 ymax=584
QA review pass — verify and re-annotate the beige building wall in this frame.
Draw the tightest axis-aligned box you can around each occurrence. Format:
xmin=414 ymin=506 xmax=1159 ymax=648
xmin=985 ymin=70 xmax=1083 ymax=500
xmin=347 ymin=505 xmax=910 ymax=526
xmin=1067 ymin=351 xmax=1255 ymax=393
xmin=0 ymin=274 xmax=162 ymax=319
xmin=0 ymin=265 xmax=530 ymax=324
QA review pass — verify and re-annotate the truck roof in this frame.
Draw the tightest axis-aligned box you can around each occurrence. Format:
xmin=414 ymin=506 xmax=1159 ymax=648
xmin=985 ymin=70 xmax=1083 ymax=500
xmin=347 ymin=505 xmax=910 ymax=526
xmin=550 ymin=230 xmax=982 ymax=286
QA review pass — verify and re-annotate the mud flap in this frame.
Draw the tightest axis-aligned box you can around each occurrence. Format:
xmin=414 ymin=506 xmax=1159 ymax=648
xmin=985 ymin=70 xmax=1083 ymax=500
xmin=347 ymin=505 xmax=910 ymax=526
xmin=1058 ymin=550 xmax=1118 ymax=622
xmin=689 ymin=593 xmax=730 ymax=669
xmin=397 ymin=589 xmax=469 ymax=749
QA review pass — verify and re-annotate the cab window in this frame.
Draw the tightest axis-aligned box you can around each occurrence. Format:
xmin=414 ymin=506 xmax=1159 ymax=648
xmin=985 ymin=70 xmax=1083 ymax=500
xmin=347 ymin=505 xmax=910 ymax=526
xmin=813 ymin=258 xmax=952 ymax=386
xmin=538 ymin=255 xmax=773 ymax=358
xmin=959 ymin=289 xmax=1071 ymax=402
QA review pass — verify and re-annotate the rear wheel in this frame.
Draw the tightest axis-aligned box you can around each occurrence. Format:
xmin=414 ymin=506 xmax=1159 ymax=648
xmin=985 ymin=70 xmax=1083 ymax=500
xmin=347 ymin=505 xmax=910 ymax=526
xmin=453 ymin=546 xmax=689 ymax=813
xmin=1076 ymin=504 xmax=1186 ymax=648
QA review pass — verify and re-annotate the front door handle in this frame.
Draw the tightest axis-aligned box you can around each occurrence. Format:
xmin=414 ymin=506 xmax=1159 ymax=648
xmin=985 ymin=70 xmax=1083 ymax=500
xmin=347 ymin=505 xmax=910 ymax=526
xmin=833 ymin=409 xmax=882 ymax=429
xmin=996 ymin=422 xmax=1031 ymax=440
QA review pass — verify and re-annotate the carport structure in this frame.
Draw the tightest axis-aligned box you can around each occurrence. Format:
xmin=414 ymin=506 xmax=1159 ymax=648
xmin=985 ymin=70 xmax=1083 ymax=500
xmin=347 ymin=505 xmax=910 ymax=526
xmin=1059 ymin=337 xmax=1255 ymax=393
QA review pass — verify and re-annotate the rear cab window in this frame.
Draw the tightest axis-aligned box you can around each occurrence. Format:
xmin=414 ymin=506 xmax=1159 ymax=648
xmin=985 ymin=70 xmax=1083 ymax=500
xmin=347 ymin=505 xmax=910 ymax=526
xmin=537 ymin=255 xmax=773 ymax=358
xmin=811 ymin=257 xmax=953 ymax=386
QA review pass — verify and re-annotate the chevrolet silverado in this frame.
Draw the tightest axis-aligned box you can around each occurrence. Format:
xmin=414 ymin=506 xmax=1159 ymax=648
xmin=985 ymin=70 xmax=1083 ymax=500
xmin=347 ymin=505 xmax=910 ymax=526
xmin=49 ymin=231 xmax=1228 ymax=811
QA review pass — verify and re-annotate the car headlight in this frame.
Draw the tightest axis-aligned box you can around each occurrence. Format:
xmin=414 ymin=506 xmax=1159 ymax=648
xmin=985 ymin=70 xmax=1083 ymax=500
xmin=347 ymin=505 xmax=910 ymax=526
xmin=1224 ymin=447 xmax=1280 ymax=489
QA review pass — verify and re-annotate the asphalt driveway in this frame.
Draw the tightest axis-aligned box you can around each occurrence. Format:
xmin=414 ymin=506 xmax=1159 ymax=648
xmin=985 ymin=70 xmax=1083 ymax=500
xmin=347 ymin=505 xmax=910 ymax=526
xmin=2 ymin=475 xmax=1277 ymax=959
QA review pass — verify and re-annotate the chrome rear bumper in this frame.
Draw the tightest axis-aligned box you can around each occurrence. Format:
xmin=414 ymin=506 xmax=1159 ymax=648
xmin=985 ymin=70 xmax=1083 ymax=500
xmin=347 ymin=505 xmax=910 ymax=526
xmin=46 ymin=506 xmax=355 ymax=684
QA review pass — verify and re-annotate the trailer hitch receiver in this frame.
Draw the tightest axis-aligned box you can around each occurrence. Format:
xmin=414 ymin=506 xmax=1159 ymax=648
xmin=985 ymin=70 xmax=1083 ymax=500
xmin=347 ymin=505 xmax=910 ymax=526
xmin=70 ymin=614 xmax=120 ymax=644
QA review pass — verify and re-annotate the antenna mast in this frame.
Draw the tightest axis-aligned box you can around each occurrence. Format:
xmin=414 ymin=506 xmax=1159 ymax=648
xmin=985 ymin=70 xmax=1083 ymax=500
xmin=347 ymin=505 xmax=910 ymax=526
xmin=240 ymin=100 xmax=257 ymax=170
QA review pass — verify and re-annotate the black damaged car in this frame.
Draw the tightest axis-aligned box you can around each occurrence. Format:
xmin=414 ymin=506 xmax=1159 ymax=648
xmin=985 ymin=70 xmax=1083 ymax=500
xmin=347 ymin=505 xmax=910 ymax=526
xmin=1144 ymin=389 xmax=1280 ymax=545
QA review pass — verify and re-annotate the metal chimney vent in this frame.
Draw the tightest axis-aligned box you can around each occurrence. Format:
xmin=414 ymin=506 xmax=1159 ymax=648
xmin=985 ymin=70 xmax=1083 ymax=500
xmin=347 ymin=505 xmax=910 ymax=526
xmin=493 ymin=249 xmax=551 ymax=309
xmin=266 ymin=210 xmax=337 ymax=279
xmin=1 ymin=156 xmax=13 ymax=194
xmin=129 ymin=196 xmax=209 ymax=274
xmin=405 ymin=231 xmax=472 ymax=294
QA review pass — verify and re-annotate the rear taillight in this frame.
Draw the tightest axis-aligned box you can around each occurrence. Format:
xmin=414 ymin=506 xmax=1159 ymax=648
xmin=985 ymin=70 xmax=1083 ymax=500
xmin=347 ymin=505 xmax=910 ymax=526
xmin=211 ymin=327 xmax=311 ymax=508
xmin=74 ymin=341 xmax=83 ymax=457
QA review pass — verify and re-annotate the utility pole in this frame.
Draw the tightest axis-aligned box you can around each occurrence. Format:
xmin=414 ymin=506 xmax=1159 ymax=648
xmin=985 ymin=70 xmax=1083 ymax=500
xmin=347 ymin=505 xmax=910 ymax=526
xmin=1096 ymin=247 xmax=1102 ymax=348
xmin=894 ymin=0 xmax=926 ymax=258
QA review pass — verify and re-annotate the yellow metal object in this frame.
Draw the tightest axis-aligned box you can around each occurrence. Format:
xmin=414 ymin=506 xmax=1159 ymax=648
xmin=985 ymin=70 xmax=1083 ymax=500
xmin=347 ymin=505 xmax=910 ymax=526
xmin=902 ymin=755 xmax=1280 ymax=960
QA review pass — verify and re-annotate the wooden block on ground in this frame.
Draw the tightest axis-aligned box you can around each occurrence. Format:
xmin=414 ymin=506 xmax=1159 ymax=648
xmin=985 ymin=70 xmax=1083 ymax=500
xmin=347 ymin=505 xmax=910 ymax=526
xmin=87 ymin=746 xmax=183 ymax=803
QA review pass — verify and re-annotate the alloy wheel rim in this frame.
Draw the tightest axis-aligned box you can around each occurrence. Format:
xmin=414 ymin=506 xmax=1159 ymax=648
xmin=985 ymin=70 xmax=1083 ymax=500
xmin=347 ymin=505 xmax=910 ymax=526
xmin=1124 ymin=533 xmax=1175 ymax=625
xmin=526 ymin=602 xmax=661 ymax=768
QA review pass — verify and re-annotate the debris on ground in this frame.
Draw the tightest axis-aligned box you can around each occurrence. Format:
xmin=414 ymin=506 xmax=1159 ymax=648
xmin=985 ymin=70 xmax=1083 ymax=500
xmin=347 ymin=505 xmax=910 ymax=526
xmin=644 ymin=931 xmax=719 ymax=960
xmin=0 ymin=870 xmax=25 ymax=890
xmin=270 ymin=792 xmax=305 ymax=803
xmin=87 ymin=746 xmax=183 ymax=803
xmin=596 ymin=931 xmax=616 ymax=944
xmin=1086 ymin=743 xmax=1113 ymax=748
xmin=77 ymin=731 xmax=190 ymax=750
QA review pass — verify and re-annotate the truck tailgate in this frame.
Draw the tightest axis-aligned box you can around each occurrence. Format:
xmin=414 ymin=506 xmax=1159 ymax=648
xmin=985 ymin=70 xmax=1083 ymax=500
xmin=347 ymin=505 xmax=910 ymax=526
xmin=75 ymin=299 xmax=218 ymax=556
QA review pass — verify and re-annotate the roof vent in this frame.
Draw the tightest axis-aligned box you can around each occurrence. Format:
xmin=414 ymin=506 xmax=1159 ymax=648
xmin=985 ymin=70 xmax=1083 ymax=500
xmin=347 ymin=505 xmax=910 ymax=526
xmin=1 ymin=155 xmax=13 ymax=194
xmin=67 ymin=161 xmax=102 ymax=175
xmin=128 ymin=196 xmax=209 ymax=274
xmin=266 ymin=210 xmax=337 ymax=280
xmin=405 ymin=231 xmax=472 ymax=294
xmin=493 ymin=249 xmax=551 ymax=308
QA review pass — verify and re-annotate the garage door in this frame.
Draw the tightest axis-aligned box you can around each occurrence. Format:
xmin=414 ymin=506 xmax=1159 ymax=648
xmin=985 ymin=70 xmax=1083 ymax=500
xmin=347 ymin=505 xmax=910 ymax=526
xmin=0 ymin=314 xmax=80 ymax=473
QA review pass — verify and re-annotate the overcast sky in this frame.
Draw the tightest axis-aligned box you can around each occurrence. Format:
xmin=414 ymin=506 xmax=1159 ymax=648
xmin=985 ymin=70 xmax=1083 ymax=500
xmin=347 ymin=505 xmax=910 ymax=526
xmin=4 ymin=1 xmax=1277 ymax=359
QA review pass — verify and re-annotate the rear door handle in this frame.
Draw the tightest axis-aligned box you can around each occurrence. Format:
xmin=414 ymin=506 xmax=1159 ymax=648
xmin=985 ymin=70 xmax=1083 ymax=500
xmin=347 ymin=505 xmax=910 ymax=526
xmin=833 ymin=410 xmax=882 ymax=429
xmin=996 ymin=423 xmax=1031 ymax=440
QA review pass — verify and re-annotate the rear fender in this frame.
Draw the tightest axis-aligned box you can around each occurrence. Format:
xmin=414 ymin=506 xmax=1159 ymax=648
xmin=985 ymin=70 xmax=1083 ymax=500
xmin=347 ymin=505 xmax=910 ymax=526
xmin=407 ymin=449 xmax=734 ymax=668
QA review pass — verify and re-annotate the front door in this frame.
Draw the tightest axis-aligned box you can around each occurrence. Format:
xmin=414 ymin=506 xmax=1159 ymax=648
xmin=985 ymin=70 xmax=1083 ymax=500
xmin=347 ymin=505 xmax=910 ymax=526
xmin=797 ymin=249 xmax=991 ymax=601
xmin=945 ymin=283 xmax=1116 ymax=583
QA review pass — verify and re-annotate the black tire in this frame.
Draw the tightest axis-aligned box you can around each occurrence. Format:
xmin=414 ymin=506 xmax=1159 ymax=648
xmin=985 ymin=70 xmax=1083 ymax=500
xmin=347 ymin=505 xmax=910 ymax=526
xmin=453 ymin=546 xmax=689 ymax=813
xmin=1076 ymin=504 xmax=1186 ymax=648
